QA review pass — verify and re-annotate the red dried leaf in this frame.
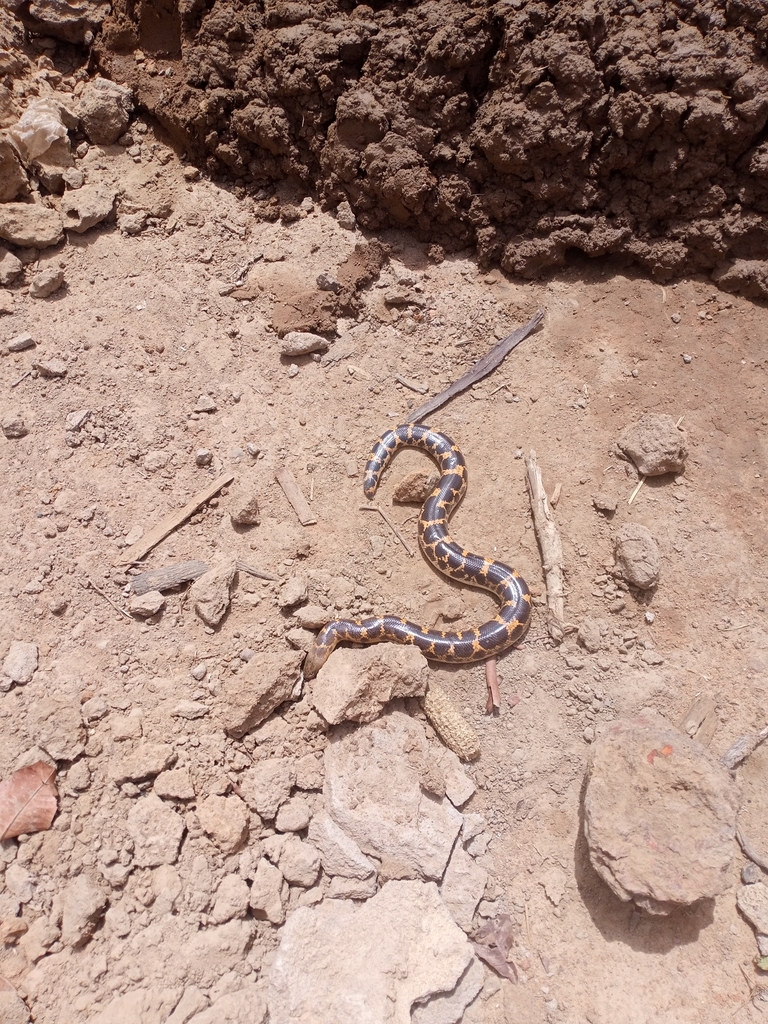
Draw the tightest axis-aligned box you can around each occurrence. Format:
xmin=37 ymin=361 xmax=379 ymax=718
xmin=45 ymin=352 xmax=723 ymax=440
xmin=473 ymin=914 xmax=519 ymax=982
xmin=472 ymin=942 xmax=519 ymax=983
xmin=0 ymin=761 xmax=58 ymax=840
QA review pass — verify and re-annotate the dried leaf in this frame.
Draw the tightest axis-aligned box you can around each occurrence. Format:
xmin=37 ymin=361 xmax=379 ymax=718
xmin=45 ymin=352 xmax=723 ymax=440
xmin=0 ymin=761 xmax=57 ymax=840
xmin=473 ymin=914 xmax=519 ymax=981
xmin=472 ymin=942 xmax=518 ymax=983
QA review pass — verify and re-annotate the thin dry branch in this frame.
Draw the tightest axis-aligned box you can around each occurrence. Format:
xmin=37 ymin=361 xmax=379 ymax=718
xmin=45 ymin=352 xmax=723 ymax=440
xmin=524 ymin=450 xmax=574 ymax=642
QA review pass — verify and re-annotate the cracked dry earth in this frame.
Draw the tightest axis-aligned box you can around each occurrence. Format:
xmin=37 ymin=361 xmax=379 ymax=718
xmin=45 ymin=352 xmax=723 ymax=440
xmin=1 ymin=136 xmax=768 ymax=1023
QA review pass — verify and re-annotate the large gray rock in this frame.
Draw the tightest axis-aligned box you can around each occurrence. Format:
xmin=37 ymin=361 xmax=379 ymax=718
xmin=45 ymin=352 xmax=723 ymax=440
xmin=324 ymin=711 xmax=461 ymax=881
xmin=311 ymin=643 xmax=428 ymax=725
xmin=267 ymin=880 xmax=475 ymax=1024
xmin=584 ymin=711 xmax=740 ymax=914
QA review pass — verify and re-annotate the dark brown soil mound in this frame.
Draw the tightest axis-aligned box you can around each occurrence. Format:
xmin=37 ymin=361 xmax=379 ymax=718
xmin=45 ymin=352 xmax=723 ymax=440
xmin=98 ymin=0 xmax=768 ymax=294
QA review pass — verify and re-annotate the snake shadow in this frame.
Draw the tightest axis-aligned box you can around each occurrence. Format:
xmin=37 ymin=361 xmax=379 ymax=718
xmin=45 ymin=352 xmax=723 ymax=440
xmin=572 ymin=773 xmax=715 ymax=953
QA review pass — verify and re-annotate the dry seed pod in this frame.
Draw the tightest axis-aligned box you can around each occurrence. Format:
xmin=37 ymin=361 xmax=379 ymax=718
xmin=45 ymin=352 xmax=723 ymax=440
xmin=421 ymin=682 xmax=480 ymax=761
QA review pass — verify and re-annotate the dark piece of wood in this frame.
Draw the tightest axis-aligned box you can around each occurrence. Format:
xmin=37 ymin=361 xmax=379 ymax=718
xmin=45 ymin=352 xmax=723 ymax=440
xmin=408 ymin=309 xmax=544 ymax=423
xmin=275 ymin=467 xmax=317 ymax=526
xmin=130 ymin=560 xmax=209 ymax=595
xmin=131 ymin=559 xmax=279 ymax=594
xmin=115 ymin=471 xmax=235 ymax=566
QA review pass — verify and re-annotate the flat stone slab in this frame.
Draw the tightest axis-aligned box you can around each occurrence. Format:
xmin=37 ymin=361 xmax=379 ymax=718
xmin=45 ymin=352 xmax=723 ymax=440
xmin=267 ymin=880 xmax=475 ymax=1024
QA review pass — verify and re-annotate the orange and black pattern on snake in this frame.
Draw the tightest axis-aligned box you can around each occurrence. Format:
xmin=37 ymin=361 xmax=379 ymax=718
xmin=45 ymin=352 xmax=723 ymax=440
xmin=303 ymin=423 xmax=532 ymax=678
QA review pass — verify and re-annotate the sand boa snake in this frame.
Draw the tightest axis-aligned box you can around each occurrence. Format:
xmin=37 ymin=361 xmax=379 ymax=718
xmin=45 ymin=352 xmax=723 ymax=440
xmin=303 ymin=423 xmax=532 ymax=678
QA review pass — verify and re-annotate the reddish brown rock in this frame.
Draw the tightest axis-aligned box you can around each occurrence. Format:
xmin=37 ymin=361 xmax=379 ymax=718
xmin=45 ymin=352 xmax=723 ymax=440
xmin=584 ymin=711 xmax=740 ymax=914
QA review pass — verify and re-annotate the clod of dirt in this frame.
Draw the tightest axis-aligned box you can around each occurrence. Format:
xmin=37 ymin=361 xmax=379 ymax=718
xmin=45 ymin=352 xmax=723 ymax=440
xmin=310 ymin=643 xmax=428 ymax=725
xmin=77 ymin=77 xmax=133 ymax=145
xmin=57 ymin=874 xmax=108 ymax=948
xmin=129 ymin=590 xmax=165 ymax=617
xmin=61 ymin=183 xmax=116 ymax=233
xmin=219 ymin=648 xmax=303 ymax=738
xmin=0 ymin=249 xmax=22 ymax=285
xmin=613 ymin=523 xmax=660 ymax=590
xmin=584 ymin=711 xmax=740 ymax=915
xmin=0 ymin=202 xmax=62 ymax=248
xmin=196 ymin=793 xmax=249 ymax=855
xmin=0 ymin=138 xmax=27 ymax=202
xmin=228 ymin=485 xmax=260 ymax=526
xmin=392 ymin=470 xmax=440 ymax=504
xmin=618 ymin=414 xmax=688 ymax=476
xmin=1 ymin=411 xmax=26 ymax=440
xmin=2 ymin=641 xmax=37 ymax=684
xmin=267 ymin=879 xmax=475 ymax=1024
xmin=439 ymin=843 xmax=488 ymax=933
xmin=188 ymin=556 xmax=236 ymax=627
xmin=577 ymin=617 xmax=604 ymax=654
xmin=127 ymin=793 xmax=185 ymax=867
xmin=240 ymin=757 xmax=296 ymax=821
xmin=0 ymin=990 xmax=30 ymax=1024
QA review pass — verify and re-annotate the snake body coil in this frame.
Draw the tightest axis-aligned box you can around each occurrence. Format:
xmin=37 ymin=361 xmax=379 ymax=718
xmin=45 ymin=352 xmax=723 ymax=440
xmin=303 ymin=423 xmax=532 ymax=678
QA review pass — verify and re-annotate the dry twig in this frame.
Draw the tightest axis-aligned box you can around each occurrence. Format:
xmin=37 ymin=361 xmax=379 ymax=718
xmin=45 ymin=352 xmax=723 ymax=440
xmin=524 ymin=450 xmax=574 ymax=642
xmin=115 ymin=471 xmax=235 ymax=565
xmin=84 ymin=577 xmax=131 ymax=619
xmin=359 ymin=504 xmax=415 ymax=557
xmin=485 ymin=658 xmax=501 ymax=715
xmin=721 ymin=724 xmax=768 ymax=770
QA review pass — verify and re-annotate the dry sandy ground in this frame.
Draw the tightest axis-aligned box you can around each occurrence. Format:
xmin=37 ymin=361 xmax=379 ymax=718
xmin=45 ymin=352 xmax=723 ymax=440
xmin=1 ymin=136 xmax=767 ymax=1023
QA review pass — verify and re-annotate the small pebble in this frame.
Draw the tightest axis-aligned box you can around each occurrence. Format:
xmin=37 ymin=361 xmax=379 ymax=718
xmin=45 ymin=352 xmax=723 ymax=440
xmin=742 ymin=862 xmax=762 ymax=885
xmin=682 ymin=353 xmax=692 ymax=364
xmin=239 ymin=648 xmax=255 ymax=662
xmin=195 ymin=449 xmax=212 ymax=467
xmin=288 ymin=363 xmax=299 ymax=378
xmin=645 ymin=611 xmax=655 ymax=624
xmin=583 ymin=726 xmax=595 ymax=743
xmin=671 ymin=313 xmax=681 ymax=324
xmin=190 ymin=663 xmax=207 ymax=681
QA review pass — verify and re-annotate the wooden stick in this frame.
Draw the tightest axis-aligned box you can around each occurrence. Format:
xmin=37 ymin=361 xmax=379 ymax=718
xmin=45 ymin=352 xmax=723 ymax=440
xmin=275 ymin=466 xmax=317 ymax=526
xmin=84 ymin=577 xmax=131 ymax=619
xmin=721 ymin=724 xmax=768 ymax=770
xmin=114 ymin=471 xmax=235 ymax=565
xmin=628 ymin=475 xmax=646 ymax=505
xmin=485 ymin=658 xmax=501 ymax=715
xmin=130 ymin=559 xmax=278 ymax=594
xmin=409 ymin=309 xmax=544 ymax=422
xmin=10 ymin=370 xmax=31 ymax=388
xmin=525 ymin=450 xmax=574 ymax=643
xmin=395 ymin=373 xmax=428 ymax=394
xmin=359 ymin=504 xmax=415 ymax=557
